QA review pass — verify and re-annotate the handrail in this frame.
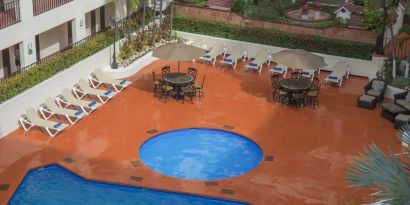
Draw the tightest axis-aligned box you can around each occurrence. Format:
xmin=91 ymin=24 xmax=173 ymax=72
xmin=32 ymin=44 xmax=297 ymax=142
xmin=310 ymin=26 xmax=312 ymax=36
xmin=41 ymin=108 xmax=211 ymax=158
xmin=0 ymin=0 xmax=20 ymax=29
xmin=32 ymin=0 xmax=73 ymax=16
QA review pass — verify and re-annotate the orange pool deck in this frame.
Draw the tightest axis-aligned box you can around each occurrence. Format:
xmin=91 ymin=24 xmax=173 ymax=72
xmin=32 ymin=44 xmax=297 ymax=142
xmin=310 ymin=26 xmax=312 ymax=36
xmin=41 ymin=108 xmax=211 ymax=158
xmin=0 ymin=60 xmax=404 ymax=205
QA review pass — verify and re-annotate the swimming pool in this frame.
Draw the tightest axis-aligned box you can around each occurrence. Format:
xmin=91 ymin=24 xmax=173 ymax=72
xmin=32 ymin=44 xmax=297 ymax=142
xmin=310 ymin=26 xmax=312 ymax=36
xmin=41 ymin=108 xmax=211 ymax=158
xmin=8 ymin=165 xmax=249 ymax=205
xmin=139 ymin=128 xmax=263 ymax=180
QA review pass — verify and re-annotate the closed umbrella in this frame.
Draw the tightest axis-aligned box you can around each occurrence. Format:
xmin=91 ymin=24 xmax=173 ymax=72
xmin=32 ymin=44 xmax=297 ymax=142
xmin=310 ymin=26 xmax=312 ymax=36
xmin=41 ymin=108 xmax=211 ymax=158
xmin=152 ymin=42 xmax=207 ymax=72
xmin=270 ymin=49 xmax=327 ymax=70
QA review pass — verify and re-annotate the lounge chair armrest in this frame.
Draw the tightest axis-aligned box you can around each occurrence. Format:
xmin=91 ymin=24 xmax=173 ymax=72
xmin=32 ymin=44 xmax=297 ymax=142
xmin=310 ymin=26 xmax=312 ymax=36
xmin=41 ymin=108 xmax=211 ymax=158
xmin=364 ymin=81 xmax=372 ymax=91
xmin=394 ymin=91 xmax=408 ymax=102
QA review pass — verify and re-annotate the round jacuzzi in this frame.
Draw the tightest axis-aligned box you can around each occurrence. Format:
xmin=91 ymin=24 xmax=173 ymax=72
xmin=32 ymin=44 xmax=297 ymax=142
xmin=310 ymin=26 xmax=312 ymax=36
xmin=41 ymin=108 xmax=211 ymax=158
xmin=139 ymin=128 xmax=263 ymax=180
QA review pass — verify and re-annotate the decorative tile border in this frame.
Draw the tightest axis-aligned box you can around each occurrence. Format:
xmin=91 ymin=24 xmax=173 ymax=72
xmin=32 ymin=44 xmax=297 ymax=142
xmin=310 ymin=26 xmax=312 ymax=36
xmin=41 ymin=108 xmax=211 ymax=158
xmin=0 ymin=184 xmax=10 ymax=191
xmin=223 ymin=125 xmax=235 ymax=130
xmin=129 ymin=176 xmax=143 ymax=182
xmin=204 ymin=181 xmax=219 ymax=186
xmin=265 ymin=155 xmax=274 ymax=162
xmin=221 ymin=188 xmax=235 ymax=195
xmin=146 ymin=129 xmax=159 ymax=134
xmin=62 ymin=157 xmax=76 ymax=164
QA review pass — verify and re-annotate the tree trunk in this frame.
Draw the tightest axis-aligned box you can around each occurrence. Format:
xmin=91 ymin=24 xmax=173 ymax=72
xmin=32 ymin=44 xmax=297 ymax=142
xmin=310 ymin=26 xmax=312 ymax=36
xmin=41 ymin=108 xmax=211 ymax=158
xmin=390 ymin=24 xmax=397 ymax=78
xmin=127 ymin=0 xmax=131 ymax=40
xmin=159 ymin=0 xmax=163 ymax=26
xmin=142 ymin=0 xmax=146 ymax=27
xmin=405 ymin=49 xmax=410 ymax=78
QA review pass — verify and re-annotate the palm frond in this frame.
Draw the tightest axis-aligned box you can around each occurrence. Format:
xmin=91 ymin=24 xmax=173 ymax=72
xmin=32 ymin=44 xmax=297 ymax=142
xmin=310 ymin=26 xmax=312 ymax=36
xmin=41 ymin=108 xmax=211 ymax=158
xmin=397 ymin=123 xmax=410 ymax=146
xmin=346 ymin=143 xmax=410 ymax=204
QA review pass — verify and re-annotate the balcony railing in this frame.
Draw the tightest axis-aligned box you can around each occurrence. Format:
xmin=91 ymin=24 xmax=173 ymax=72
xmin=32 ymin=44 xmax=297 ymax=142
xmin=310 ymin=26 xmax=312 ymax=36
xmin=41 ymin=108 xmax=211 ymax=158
xmin=33 ymin=0 xmax=73 ymax=16
xmin=0 ymin=0 xmax=20 ymax=30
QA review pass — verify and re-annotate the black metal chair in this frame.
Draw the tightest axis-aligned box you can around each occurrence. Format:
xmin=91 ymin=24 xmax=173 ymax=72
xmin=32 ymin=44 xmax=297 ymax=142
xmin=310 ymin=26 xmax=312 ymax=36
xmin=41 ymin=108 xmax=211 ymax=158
xmin=161 ymin=66 xmax=170 ymax=78
xmin=188 ymin=67 xmax=198 ymax=79
xmin=194 ymin=75 xmax=205 ymax=98
xmin=159 ymin=81 xmax=175 ymax=102
xmin=179 ymin=84 xmax=195 ymax=104
xmin=152 ymin=72 xmax=162 ymax=97
xmin=271 ymin=76 xmax=287 ymax=104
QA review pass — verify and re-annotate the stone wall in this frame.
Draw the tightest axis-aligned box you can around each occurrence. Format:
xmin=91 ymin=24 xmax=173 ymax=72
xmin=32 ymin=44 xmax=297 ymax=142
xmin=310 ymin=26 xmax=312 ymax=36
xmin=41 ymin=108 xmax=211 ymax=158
xmin=174 ymin=4 xmax=378 ymax=45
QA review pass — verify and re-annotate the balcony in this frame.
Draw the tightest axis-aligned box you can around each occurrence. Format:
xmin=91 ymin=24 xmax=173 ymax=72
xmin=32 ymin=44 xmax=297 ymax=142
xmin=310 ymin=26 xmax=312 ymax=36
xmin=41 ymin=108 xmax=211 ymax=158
xmin=0 ymin=0 xmax=20 ymax=30
xmin=33 ymin=0 xmax=73 ymax=16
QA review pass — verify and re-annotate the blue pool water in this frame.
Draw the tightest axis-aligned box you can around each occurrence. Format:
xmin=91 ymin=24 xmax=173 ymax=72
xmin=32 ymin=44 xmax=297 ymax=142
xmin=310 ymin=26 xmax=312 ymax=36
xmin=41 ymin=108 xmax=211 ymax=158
xmin=8 ymin=165 xmax=248 ymax=205
xmin=139 ymin=128 xmax=263 ymax=180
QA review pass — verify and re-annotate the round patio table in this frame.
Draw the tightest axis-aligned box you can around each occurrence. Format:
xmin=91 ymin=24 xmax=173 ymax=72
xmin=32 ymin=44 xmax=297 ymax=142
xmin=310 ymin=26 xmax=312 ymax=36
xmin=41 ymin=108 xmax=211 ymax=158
xmin=279 ymin=78 xmax=311 ymax=105
xmin=279 ymin=78 xmax=311 ymax=92
xmin=163 ymin=72 xmax=195 ymax=99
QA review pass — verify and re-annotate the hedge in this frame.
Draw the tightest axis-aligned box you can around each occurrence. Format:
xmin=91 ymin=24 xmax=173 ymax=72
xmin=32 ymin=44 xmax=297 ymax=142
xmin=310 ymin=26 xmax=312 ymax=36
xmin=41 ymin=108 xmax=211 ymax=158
xmin=0 ymin=31 xmax=114 ymax=103
xmin=173 ymin=16 xmax=374 ymax=60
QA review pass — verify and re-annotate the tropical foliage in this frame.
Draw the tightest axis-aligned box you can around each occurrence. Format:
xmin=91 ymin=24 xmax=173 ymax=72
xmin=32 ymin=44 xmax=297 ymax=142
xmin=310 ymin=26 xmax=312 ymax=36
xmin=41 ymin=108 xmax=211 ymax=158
xmin=346 ymin=124 xmax=410 ymax=205
xmin=173 ymin=16 xmax=374 ymax=59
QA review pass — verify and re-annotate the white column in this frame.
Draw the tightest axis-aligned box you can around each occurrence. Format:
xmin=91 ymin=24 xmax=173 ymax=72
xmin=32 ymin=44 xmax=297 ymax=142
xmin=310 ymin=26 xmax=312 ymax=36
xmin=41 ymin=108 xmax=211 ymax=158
xmin=96 ymin=8 xmax=101 ymax=32
xmin=71 ymin=15 xmax=87 ymax=43
xmin=19 ymin=0 xmax=34 ymax=21
xmin=19 ymin=37 xmax=37 ymax=68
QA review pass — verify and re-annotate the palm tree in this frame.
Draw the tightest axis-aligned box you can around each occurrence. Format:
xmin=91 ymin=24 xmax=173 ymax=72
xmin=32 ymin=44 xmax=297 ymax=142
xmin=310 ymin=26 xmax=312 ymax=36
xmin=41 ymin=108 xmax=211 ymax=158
xmin=398 ymin=36 xmax=410 ymax=78
xmin=346 ymin=124 xmax=410 ymax=204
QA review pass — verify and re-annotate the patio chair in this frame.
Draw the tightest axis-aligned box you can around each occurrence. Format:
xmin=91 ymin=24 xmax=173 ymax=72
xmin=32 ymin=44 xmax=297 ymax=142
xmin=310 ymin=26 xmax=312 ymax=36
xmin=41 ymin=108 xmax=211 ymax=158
xmin=19 ymin=108 xmax=69 ymax=137
xmin=291 ymin=71 xmax=302 ymax=79
xmin=73 ymin=79 xmax=117 ymax=103
xmin=162 ymin=66 xmax=170 ymax=78
xmin=179 ymin=84 xmax=195 ymax=104
xmin=199 ymin=44 xmax=227 ymax=65
xmin=194 ymin=75 xmax=205 ymax=98
xmin=219 ymin=45 xmax=246 ymax=69
xmin=39 ymin=98 xmax=86 ymax=125
xmin=324 ymin=61 xmax=350 ymax=86
xmin=56 ymin=89 xmax=101 ymax=115
xmin=394 ymin=90 xmax=410 ymax=112
xmin=152 ymin=71 xmax=163 ymax=97
xmin=89 ymin=69 xmax=131 ymax=92
xmin=271 ymin=75 xmax=287 ymax=104
xmin=270 ymin=64 xmax=288 ymax=77
xmin=306 ymin=77 xmax=320 ymax=109
xmin=301 ymin=69 xmax=315 ymax=81
xmin=159 ymin=81 xmax=176 ymax=103
xmin=363 ymin=78 xmax=387 ymax=102
xmin=188 ymin=67 xmax=197 ymax=79
xmin=245 ymin=49 xmax=271 ymax=73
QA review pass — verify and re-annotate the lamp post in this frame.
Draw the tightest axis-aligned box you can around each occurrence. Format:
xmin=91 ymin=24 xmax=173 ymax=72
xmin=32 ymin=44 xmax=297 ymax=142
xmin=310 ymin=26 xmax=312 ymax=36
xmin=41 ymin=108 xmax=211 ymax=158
xmin=111 ymin=18 xmax=118 ymax=69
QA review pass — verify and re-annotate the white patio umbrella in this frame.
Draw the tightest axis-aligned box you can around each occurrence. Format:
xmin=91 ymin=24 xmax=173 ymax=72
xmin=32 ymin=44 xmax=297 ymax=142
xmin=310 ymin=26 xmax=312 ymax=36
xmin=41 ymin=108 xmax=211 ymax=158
xmin=270 ymin=49 xmax=327 ymax=70
xmin=152 ymin=42 xmax=207 ymax=71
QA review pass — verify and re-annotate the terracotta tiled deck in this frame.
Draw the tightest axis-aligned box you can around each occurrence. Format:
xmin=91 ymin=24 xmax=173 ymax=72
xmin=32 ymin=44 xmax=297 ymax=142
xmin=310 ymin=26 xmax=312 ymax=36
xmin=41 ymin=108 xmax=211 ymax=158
xmin=0 ymin=60 xmax=403 ymax=205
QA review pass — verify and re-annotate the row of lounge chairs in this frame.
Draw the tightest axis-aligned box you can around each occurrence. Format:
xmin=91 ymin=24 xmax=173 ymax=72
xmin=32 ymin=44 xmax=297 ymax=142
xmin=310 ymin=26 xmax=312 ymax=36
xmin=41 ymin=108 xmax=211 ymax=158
xmin=18 ymin=69 xmax=131 ymax=137
xmin=190 ymin=39 xmax=351 ymax=86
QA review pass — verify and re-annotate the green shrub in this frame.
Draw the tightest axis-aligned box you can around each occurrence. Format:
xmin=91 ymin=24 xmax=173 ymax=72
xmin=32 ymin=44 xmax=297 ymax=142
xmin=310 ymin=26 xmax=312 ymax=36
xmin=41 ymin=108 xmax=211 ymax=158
xmin=0 ymin=32 xmax=114 ymax=103
xmin=173 ymin=16 xmax=374 ymax=60
xmin=231 ymin=0 xmax=248 ymax=15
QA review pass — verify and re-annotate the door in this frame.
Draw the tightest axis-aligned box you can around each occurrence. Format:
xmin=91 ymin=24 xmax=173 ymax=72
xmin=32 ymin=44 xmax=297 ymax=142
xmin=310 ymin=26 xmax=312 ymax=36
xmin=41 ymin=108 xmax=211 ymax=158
xmin=0 ymin=0 xmax=4 ymax=12
xmin=2 ymin=48 xmax=11 ymax=78
xmin=100 ymin=6 xmax=105 ymax=31
xmin=35 ymin=35 xmax=40 ymax=61
xmin=91 ymin=10 xmax=96 ymax=35
xmin=67 ymin=22 xmax=73 ymax=45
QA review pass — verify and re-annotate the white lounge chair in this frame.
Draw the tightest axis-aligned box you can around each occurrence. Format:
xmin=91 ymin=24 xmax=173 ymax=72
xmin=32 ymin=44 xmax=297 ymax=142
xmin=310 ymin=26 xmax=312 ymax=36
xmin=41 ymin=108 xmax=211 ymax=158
xmin=219 ymin=45 xmax=246 ymax=69
xmin=245 ymin=49 xmax=271 ymax=73
xmin=39 ymin=98 xmax=86 ymax=125
xmin=301 ymin=69 xmax=315 ymax=81
xmin=324 ymin=61 xmax=350 ymax=86
xmin=199 ymin=44 xmax=227 ymax=65
xmin=19 ymin=108 xmax=69 ymax=137
xmin=270 ymin=64 xmax=288 ymax=77
xmin=89 ymin=69 xmax=132 ymax=92
xmin=56 ymin=89 xmax=101 ymax=115
xmin=73 ymin=79 xmax=117 ymax=103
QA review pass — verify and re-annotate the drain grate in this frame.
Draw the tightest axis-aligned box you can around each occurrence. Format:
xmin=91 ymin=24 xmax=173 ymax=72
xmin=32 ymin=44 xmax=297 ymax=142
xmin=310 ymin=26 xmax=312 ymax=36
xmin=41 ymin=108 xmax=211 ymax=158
xmin=130 ymin=161 xmax=140 ymax=168
xmin=129 ymin=176 xmax=143 ymax=182
xmin=265 ymin=155 xmax=274 ymax=161
xmin=0 ymin=184 xmax=10 ymax=191
xmin=223 ymin=125 xmax=235 ymax=130
xmin=204 ymin=181 xmax=219 ymax=186
xmin=62 ymin=157 xmax=76 ymax=164
xmin=221 ymin=188 xmax=235 ymax=195
xmin=146 ymin=129 xmax=159 ymax=134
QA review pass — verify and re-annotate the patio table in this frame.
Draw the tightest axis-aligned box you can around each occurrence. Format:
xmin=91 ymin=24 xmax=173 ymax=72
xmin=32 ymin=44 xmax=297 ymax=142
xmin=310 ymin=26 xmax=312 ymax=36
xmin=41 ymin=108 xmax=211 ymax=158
xmin=163 ymin=72 xmax=195 ymax=99
xmin=279 ymin=78 xmax=311 ymax=105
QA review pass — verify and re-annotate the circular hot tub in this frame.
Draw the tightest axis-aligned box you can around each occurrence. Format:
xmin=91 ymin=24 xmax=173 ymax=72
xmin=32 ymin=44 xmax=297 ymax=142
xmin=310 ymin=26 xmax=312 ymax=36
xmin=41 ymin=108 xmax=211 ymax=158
xmin=139 ymin=128 xmax=263 ymax=180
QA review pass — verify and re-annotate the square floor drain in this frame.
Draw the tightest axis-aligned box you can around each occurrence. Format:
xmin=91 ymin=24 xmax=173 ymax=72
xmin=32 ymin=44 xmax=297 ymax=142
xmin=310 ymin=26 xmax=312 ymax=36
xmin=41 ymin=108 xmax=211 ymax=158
xmin=129 ymin=176 xmax=143 ymax=182
xmin=223 ymin=125 xmax=235 ymax=130
xmin=265 ymin=155 xmax=274 ymax=161
xmin=130 ymin=161 xmax=140 ymax=168
xmin=205 ymin=181 xmax=218 ymax=186
xmin=0 ymin=184 xmax=10 ymax=191
xmin=221 ymin=188 xmax=235 ymax=195
xmin=62 ymin=157 xmax=76 ymax=164
xmin=146 ymin=129 xmax=159 ymax=134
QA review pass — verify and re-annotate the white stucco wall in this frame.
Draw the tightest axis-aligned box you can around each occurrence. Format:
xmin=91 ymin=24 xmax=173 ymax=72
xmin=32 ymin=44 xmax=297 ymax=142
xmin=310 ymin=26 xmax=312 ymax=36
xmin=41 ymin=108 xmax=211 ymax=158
xmin=38 ymin=23 xmax=69 ymax=59
xmin=0 ymin=54 xmax=3 ymax=78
